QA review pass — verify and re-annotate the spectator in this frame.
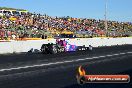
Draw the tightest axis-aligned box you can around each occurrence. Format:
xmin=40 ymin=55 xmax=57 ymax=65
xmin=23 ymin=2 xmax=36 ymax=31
xmin=0 ymin=8 xmax=132 ymax=40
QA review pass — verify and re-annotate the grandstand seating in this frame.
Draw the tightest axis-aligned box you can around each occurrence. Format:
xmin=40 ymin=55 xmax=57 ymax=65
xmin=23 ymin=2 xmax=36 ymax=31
xmin=0 ymin=8 xmax=132 ymax=40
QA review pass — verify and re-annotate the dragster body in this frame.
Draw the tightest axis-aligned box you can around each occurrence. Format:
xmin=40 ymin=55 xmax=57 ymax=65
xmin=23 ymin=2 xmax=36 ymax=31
xmin=41 ymin=39 xmax=92 ymax=54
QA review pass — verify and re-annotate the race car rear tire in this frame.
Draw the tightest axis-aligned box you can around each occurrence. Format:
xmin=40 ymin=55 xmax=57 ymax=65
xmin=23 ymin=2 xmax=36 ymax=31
xmin=41 ymin=44 xmax=47 ymax=54
xmin=50 ymin=45 xmax=58 ymax=54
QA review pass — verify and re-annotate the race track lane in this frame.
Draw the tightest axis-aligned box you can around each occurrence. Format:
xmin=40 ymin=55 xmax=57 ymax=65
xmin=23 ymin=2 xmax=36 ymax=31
xmin=0 ymin=45 xmax=132 ymax=70
xmin=0 ymin=45 xmax=132 ymax=88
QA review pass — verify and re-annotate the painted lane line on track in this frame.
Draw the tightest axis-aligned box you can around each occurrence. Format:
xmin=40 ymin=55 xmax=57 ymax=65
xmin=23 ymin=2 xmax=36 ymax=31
xmin=0 ymin=51 xmax=132 ymax=72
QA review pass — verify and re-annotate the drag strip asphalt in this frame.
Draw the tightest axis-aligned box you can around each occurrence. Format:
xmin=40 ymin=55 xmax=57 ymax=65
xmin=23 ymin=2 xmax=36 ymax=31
xmin=0 ymin=45 xmax=132 ymax=70
xmin=0 ymin=51 xmax=132 ymax=73
xmin=0 ymin=51 xmax=132 ymax=88
xmin=0 ymin=45 xmax=132 ymax=88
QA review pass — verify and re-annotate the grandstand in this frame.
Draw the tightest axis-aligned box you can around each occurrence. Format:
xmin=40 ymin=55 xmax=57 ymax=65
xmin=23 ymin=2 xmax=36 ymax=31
xmin=0 ymin=7 xmax=28 ymax=16
xmin=0 ymin=7 xmax=132 ymax=40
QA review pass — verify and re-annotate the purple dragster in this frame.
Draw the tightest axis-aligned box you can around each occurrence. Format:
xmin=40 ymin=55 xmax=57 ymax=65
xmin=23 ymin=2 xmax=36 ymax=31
xmin=41 ymin=39 xmax=92 ymax=54
xmin=56 ymin=39 xmax=78 ymax=51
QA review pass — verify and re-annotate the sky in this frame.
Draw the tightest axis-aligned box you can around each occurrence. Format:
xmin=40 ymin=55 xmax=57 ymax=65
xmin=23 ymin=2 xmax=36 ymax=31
xmin=0 ymin=0 xmax=132 ymax=22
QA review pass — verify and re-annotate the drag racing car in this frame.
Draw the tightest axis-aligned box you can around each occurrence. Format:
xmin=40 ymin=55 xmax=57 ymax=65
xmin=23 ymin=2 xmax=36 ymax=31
xmin=41 ymin=39 xmax=92 ymax=54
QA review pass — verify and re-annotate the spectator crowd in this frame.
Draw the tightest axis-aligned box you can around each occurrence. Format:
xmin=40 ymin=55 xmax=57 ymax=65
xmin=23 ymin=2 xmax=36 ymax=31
xmin=0 ymin=9 xmax=132 ymax=40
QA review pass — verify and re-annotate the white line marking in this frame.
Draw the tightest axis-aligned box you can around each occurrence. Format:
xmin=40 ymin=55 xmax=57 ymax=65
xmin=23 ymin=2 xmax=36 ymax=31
xmin=98 ymin=56 xmax=106 ymax=58
xmin=0 ymin=52 xmax=132 ymax=72
xmin=113 ymin=53 xmax=120 ymax=56
xmin=106 ymin=55 xmax=113 ymax=57
xmin=120 ymin=53 xmax=126 ymax=55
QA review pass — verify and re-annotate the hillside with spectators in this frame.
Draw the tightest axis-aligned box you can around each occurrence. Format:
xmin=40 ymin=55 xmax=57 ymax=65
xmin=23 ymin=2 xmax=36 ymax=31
xmin=0 ymin=7 xmax=132 ymax=40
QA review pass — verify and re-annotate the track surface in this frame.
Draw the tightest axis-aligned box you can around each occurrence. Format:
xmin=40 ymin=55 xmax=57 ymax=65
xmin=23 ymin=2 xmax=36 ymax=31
xmin=0 ymin=45 xmax=132 ymax=88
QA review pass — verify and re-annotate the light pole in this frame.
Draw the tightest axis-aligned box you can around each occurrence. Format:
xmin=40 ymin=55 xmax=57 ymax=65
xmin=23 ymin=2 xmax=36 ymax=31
xmin=105 ymin=0 xmax=108 ymax=37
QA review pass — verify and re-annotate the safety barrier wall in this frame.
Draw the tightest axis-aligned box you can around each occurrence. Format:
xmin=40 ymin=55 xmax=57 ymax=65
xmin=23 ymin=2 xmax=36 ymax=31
xmin=0 ymin=39 xmax=56 ymax=54
xmin=0 ymin=37 xmax=132 ymax=54
xmin=66 ymin=37 xmax=132 ymax=47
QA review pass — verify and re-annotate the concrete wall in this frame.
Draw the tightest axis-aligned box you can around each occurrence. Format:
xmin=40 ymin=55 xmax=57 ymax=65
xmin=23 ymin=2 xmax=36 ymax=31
xmin=65 ymin=37 xmax=131 ymax=47
xmin=0 ymin=39 xmax=56 ymax=54
xmin=0 ymin=38 xmax=132 ymax=54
